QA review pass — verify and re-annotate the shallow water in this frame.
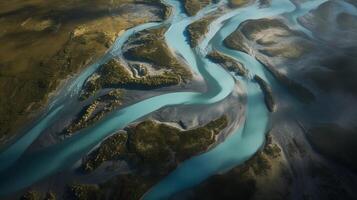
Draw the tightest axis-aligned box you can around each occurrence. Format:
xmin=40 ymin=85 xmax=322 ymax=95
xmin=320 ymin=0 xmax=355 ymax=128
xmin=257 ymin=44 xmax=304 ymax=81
xmin=143 ymin=0 xmax=295 ymax=198
xmin=0 ymin=0 xmax=234 ymax=196
xmin=0 ymin=0 xmax=332 ymax=198
xmin=144 ymin=0 xmax=340 ymax=198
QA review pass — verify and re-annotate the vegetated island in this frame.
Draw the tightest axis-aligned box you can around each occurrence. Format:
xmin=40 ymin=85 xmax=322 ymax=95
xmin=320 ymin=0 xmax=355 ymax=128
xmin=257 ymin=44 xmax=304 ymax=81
xmin=0 ymin=0 xmax=169 ymax=145
xmin=187 ymin=15 xmax=217 ymax=47
xmin=207 ymin=51 xmax=248 ymax=76
xmin=80 ymin=59 xmax=181 ymax=99
xmin=182 ymin=0 xmax=213 ymax=16
xmin=64 ymin=89 xmax=125 ymax=136
xmin=66 ymin=115 xmax=229 ymax=200
xmin=22 ymin=115 xmax=228 ymax=200
xmin=80 ymin=26 xmax=193 ymax=99
xmin=123 ymin=26 xmax=192 ymax=83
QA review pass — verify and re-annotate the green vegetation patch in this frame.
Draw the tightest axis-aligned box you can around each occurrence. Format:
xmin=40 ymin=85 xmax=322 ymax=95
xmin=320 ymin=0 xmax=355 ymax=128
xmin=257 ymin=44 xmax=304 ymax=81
xmin=21 ymin=190 xmax=56 ymax=200
xmin=76 ymin=116 xmax=228 ymax=200
xmin=187 ymin=15 xmax=217 ymax=47
xmin=183 ymin=0 xmax=212 ymax=16
xmin=69 ymin=175 xmax=156 ymax=200
xmin=124 ymin=27 xmax=192 ymax=80
xmin=127 ymin=115 xmax=228 ymax=170
xmin=67 ymin=184 xmax=101 ymax=200
xmin=207 ymin=51 xmax=248 ymax=76
xmin=82 ymin=132 xmax=128 ymax=172
xmin=81 ymin=115 xmax=228 ymax=173
xmin=81 ymin=26 xmax=193 ymax=99
xmin=82 ymin=59 xmax=181 ymax=98
xmin=244 ymin=135 xmax=281 ymax=176
xmin=65 ymin=89 xmax=125 ymax=135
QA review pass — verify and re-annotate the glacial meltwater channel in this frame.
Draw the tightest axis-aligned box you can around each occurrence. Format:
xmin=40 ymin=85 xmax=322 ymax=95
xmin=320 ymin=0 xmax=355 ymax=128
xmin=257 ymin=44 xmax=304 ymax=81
xmin=0 ymin=0 xmax=329 ymax=198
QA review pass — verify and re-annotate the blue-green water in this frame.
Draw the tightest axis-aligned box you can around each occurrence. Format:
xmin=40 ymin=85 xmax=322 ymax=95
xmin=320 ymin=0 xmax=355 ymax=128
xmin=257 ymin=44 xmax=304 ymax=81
xmin=143 ymin=0 xmax=295 ymax=199
xmin=0 ymin=0 xmax=234 ymax=196
xmin=0 ymin=0 xmax=331 ymax=198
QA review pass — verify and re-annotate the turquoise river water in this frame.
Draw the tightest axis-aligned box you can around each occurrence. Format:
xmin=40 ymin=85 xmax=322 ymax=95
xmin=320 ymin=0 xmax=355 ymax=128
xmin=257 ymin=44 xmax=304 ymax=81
xmin=0 ymin=0 xmax=329 ymax=198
